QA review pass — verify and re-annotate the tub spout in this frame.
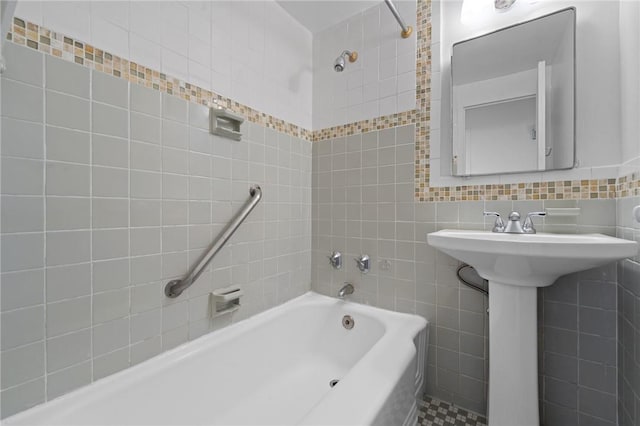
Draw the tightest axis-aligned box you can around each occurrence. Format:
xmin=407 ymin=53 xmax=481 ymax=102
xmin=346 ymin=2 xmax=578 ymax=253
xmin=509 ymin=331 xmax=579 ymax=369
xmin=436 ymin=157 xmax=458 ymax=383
xmin=338 ymin=283 xmax=354 ymax=299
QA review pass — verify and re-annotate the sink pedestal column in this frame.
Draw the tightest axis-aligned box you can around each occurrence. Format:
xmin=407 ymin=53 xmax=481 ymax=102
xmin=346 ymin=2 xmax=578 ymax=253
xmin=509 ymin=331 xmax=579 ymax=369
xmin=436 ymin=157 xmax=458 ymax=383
xmin=488 ymin=281 xmax=539 ymax=426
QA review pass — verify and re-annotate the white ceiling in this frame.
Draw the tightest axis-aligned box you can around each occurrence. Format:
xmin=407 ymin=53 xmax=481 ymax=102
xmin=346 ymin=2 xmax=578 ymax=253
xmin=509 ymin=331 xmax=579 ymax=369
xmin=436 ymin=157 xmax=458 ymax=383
xmin=277 ymin=0 xmax=379 ymax=34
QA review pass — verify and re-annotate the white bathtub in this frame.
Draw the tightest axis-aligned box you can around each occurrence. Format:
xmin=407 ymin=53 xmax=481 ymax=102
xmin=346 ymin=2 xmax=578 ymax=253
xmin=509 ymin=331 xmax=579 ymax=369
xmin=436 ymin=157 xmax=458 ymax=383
xmin=4 ymin=292 xmax=428 ymax=426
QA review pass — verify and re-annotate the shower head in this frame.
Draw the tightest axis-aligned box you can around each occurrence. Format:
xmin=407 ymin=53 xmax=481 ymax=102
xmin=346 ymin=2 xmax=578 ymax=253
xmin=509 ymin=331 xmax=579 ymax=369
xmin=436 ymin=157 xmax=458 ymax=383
xmin=333 ymin=50 xmax=358 ymax=72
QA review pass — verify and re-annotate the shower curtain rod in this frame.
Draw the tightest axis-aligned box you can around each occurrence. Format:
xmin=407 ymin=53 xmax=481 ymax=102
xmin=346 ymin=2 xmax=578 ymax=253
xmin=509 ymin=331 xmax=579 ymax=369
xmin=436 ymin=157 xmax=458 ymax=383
xmin=383 ymin=0 xmax=413 ymax=39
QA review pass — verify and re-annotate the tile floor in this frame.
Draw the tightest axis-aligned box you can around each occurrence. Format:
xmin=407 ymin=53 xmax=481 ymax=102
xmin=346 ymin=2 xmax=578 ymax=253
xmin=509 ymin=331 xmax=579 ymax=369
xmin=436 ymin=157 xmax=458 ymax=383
xmin=418 ymin=396 xmax=487 ymax=426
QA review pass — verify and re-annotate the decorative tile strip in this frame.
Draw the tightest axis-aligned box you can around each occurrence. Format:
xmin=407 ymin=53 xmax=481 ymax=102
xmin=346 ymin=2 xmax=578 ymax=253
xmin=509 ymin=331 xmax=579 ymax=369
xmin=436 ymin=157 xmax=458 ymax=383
xmin=310 ymin=110 xmax=418 ymax=142
xmin=617 ymin=171 xmax=640 ymax=198
xmin=422 ymin=179 xmax=617 ymax=202
xmin=7 ymin=17 xmax=313 ymax=141
xmin=414 ymin=0 xmax=431 ymax=201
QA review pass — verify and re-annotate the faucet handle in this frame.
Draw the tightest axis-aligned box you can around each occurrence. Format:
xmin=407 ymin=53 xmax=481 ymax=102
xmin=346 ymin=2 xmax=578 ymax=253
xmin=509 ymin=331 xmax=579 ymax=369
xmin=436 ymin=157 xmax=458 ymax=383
xmin=484 ymin=211 xmax=505 ymax=233
xmin=354 ymin=255 xmax=370 ymax=274
xmin=328 ymin=251 xmax=342 ymax=269
xmin=523 ymin=212 xmax=546 ymax=234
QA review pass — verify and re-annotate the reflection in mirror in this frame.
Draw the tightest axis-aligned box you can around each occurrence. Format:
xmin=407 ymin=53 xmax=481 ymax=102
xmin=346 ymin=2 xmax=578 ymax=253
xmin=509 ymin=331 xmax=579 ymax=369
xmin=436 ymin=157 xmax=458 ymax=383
xmin=451 ymin=8 xmax=575 ymax=176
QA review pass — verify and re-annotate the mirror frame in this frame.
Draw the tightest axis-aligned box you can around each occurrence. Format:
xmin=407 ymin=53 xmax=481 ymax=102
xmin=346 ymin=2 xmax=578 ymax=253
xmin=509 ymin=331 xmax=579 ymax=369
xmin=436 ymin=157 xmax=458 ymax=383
xmin=450 ymin=7 xmax=577 ymax=177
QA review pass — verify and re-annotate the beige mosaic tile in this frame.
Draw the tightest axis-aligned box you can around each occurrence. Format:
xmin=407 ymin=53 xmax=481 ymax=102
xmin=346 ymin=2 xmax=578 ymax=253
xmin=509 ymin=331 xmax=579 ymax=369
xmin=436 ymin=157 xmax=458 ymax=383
xmin=617 ymin=172 xmax=640 ymax=198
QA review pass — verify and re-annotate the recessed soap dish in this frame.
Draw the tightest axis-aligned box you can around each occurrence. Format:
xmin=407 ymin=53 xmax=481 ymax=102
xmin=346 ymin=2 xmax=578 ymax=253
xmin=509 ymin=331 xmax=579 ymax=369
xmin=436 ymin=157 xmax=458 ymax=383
xmin=210 ymin=286 xmax=243 ymax=317
xmin=209 ymin=105 xmax=244 ymax=141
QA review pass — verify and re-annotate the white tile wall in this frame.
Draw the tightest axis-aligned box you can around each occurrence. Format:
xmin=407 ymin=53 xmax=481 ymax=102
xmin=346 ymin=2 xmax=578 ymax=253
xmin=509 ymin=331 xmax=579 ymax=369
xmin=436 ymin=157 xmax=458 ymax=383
xmin=312 ymin=0 xmax=417 ymax=129
xmin=0 ymin=43 xmax=312 ymax=419
xmin=13 ymin=1 xmax=313 ymax=130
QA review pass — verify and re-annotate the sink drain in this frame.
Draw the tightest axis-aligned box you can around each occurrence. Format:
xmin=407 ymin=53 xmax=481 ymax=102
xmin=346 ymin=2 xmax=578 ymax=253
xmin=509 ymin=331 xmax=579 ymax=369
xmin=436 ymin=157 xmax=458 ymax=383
xmin=329 ymin=379 xmax=340 ymax=388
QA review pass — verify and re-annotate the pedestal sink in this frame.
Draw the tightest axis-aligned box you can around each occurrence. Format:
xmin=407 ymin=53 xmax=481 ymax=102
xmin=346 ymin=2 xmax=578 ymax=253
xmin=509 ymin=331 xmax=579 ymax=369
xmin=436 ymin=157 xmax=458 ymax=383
xmin=427 ymin=230 xmax=638 ymax=426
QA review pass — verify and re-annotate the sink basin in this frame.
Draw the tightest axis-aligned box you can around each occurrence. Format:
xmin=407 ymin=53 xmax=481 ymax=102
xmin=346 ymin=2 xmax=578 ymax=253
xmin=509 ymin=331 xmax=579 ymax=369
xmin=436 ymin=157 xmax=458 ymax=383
xmin=427 ymin=230 xmax=639 ymax=286
xmin=427 ymin=230 xmax=638 ymax=426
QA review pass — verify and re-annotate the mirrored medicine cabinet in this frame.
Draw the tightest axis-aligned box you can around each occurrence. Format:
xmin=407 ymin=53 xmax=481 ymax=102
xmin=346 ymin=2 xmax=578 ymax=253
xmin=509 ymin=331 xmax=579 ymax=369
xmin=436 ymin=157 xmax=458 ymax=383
xmin=451 ymin=7 xmax=575 ymax=177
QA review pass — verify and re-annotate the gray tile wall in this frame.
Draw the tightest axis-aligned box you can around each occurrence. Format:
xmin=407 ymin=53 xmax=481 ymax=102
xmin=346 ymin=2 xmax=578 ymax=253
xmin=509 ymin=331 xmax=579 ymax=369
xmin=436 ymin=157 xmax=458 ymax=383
xmin=0 ymin=43 xmax=312 ymax=418
xmin=617 ymin=195 xmax=640 ymax=426
xmin=311 ymin=125 xmax=622 ymax=417
xmin=539 ymin=264 xmax=619 ymax=425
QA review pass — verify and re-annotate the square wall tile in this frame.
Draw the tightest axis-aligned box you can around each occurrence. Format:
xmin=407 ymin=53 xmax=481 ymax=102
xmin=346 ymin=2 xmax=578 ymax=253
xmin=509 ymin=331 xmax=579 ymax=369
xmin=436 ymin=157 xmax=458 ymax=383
xmin=1 ymin=233 xmax=44 ymax=272
xmin=45 ymin=55 xmax=89 ymax=98
xmin=0 ymin=269 xmax=44 ymax=312
xmin=1 ymin=306 xmax=44 ymax=350
xmin=1 ymin=117 xmax=44 ymax=159
xmin=45 ymin=91 xmax=89 ymax=131
xmin=92 ymin=71 xmax=128 ymax=108
xmin=2 ymin=79 xmax=43 ymax=123
xmin=0 ymin=341 xmax=44 ymax=390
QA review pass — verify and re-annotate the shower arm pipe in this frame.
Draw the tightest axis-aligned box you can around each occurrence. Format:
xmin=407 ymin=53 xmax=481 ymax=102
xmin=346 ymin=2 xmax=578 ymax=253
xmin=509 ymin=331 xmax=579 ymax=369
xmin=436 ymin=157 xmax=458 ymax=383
xmin=164 ymin=185 xmax=262 ymax=298
xmin=383 ymin=0 xmax=413 ymax=39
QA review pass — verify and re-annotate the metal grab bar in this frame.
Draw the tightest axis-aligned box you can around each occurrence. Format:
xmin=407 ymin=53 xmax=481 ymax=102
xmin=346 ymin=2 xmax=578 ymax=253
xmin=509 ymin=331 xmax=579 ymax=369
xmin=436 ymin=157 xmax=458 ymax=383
xmin=383 ymin=0 xmax=413 ymax=39
xmin=164 ymin=185 xmax=263 ymax=298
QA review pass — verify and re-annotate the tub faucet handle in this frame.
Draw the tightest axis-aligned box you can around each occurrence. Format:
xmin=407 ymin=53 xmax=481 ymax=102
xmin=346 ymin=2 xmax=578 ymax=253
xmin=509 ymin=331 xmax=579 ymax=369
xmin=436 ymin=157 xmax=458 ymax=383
xmin=354 ymin=255 xmax=370 ymax=274
xmin=328 ymin=251 xmax=342 ymax=269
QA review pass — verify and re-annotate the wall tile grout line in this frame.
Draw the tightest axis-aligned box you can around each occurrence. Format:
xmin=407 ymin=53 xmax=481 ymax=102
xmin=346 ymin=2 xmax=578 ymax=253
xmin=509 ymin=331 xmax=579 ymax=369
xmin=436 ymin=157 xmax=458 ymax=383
xmin=88 ymin=63 xmax=94 ymax=388
xmin=41 ymin=47 xmax=48 ymax=403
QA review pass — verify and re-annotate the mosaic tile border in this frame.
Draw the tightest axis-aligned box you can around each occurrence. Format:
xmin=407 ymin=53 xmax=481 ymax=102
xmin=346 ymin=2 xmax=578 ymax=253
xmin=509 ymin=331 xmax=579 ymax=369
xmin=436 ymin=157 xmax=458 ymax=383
xmin=617 ymin=171 xmax=640 ymax=198
xmin=6 ymin=7 xmax=639 ymax=202
xmin=7 ymin=17 xmax=314 ymax=142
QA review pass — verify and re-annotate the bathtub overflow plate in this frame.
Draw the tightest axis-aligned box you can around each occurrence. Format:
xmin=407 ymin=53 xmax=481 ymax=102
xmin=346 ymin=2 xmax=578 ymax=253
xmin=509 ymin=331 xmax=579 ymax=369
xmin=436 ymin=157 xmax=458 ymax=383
xmin=342 ymin=315 xmax=354 ymax=330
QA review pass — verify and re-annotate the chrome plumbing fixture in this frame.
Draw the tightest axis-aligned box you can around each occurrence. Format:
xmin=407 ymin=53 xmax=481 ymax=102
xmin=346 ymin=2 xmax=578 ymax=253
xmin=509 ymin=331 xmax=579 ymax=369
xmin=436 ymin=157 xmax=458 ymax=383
xmin=504 ymin=211 xmax=525 ymax=233
xmin=165 ymin=185 xmax=262 ymax=298
xmin=522 ymin=211 xmax=547 ymax=234
xmin=484 ymin=211 xmax=546 ymax=234
xmin=333 ymin=50 xmax=358 ymax=72
xmin=483 ymin=211 xmax=506 ymax=233
xmin=338 ymin=283 xmax=354 ymax=299
xmin=328 ymin=251 xmax=342 ymax=269
xmin=354 ymin=255 xmax=370 ymax=274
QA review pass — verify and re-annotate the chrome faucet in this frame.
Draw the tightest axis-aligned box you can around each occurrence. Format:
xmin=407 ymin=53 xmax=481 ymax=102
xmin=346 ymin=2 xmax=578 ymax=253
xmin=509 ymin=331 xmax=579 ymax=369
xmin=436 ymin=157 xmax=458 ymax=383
xmin=354 ymin=255 xmax=370 ymax=274
xmin=484 ymin=211 xmax=505 ymax=232
xmin=522 ymin=211 xmax=546 ymax=233
xmin=504 ymin=212 xmax=525 ymax=233
xmin=328 ymin=251 xmax=342 ymax=269
xmin=484 ymin=211 xmax=546 ymax=234
xmin=338 ymin=283 xmax=354 ymax=299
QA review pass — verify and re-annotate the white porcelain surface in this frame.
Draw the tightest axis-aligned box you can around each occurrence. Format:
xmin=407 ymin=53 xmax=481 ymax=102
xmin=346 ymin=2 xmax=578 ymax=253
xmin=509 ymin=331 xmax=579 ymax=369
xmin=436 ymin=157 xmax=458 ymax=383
xmin=4 ymin=292 xmax=427 ymax=426
xmin=427 ymin=230 xmax=638 ymax=286
xmin=427 ymin=230 xmax=637 ymax=426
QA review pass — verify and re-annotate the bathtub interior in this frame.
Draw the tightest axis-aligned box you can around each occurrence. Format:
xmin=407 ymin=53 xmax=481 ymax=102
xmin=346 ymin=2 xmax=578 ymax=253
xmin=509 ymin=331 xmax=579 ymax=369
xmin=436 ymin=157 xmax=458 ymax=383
xmin=6 ymin=296 xmax=397 ymax=426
